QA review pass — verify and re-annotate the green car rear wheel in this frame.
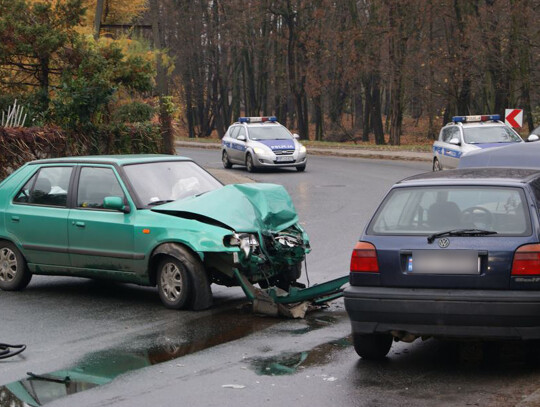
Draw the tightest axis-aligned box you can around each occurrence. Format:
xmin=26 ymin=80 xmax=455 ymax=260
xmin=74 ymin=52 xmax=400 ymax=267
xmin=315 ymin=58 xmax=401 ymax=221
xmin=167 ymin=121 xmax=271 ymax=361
xmin=0 ymin=241 xmax=32 ymax=291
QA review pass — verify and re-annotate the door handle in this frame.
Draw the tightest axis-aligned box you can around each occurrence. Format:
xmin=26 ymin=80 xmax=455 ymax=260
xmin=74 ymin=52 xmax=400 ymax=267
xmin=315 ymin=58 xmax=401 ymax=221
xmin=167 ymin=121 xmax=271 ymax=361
xmin=11 ymin=216 xmax=20 ymax=223
xmin=73 ymin=221 xmax=86 ymax=228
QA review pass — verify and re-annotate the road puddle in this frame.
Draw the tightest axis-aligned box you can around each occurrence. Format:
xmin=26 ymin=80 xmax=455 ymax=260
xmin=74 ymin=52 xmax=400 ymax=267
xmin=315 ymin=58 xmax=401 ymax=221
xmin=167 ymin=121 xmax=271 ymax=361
xmin=279 ymin=314 xmax=339 ymax=335
xmin=0 ymin=308 xmax=278 ymax=407
xmin=250 ymin=336 xmax=351 ymax=376
xmin=0 ymin=309 xmax=346 ymax=406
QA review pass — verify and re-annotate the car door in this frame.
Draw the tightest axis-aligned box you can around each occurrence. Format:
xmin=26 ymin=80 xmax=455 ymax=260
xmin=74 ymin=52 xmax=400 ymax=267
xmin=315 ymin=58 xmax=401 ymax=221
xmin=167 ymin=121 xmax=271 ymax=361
xmin=6 ymin=165 xmax=73 ymax=268
xmin=440 ymin=127 xmax=461 ymax=169
xmin=223 ymin=126 xmax=240 ymax=163
xmin=68 ymin=165 xmax=137 ymax=273
xmin=230 ymin=126 xmax=248 ymax=163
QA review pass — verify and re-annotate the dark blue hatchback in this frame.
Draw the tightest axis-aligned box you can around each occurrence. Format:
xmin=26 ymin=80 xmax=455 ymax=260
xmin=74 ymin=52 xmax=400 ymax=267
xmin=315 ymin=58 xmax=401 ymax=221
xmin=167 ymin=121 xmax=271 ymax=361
xmin=344 ymin=168 xmax=540 ymax=359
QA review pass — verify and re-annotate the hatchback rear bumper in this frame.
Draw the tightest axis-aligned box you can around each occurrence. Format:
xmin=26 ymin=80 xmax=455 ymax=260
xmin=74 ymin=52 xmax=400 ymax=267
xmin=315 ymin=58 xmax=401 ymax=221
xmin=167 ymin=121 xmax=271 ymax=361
xmin=344 ymin=286 xmax=540 ymax=340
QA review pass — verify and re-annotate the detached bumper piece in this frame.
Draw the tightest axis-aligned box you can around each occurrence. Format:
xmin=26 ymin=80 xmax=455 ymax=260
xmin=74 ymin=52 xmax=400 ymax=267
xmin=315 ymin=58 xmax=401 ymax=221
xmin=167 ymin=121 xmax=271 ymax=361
xmin=233 ymin=269 xmax=348 ymax=318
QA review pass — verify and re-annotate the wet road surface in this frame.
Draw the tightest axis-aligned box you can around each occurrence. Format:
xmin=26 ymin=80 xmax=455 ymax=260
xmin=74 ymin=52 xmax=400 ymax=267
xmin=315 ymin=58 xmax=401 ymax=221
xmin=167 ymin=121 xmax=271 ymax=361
xmin=3 ymin=150 xmax=540 ymax=406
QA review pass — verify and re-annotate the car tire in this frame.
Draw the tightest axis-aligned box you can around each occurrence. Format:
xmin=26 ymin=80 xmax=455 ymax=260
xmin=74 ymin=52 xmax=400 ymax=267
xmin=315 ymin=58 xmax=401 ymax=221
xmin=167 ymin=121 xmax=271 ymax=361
xmin=353 ymin=333 xmax=393 ymax=360
xmin=0 ymin=241 xmax=32 ymax=291
xmin=433 ymin=158 xmax=442 ymax=171
xmin=246 ymin=153 xmax=256 ymax=173
xmin=296 ymin=164 xmax=306 ymax=172
xmin=157 ymin=255 xmax=192 ymax=309
xmin=222 ymin=151 xmax=233 ymax=169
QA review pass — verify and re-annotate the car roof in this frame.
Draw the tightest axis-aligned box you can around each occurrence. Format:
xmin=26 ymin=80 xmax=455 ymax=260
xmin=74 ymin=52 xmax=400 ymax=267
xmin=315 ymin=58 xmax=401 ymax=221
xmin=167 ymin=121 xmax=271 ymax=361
xmin=233 ymin=122 xmax=282 ymax=126
xmin=28 ymin=154 xmax=192 ymax=166
xmin=398 ymin=168 xmax=540 ymax=186
xmin=444 ymin=121 xmax=506 ymax=129
xmin=458 ymin=142 xmax=540 ymax=169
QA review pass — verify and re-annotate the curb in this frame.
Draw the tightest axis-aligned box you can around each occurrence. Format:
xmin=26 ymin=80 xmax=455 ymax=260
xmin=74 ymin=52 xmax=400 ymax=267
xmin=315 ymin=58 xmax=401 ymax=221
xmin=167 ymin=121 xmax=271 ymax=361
xmin=175 ymin=141 xmax=432 ymax=163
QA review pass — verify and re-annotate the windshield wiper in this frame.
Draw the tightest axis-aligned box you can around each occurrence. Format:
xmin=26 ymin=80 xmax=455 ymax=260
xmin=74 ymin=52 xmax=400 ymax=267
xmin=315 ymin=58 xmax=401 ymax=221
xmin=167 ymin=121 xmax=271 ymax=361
xmin=147 ymin=199 xmax=174 ymax=206
xmin=427 ymin=229 xmax=497 ymax=244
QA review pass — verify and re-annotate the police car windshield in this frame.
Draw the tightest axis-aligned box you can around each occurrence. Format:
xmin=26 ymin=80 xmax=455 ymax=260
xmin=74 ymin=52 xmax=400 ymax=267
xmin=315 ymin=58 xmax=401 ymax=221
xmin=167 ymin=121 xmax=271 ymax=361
xmin=464 ymin=126 xmax=522 ymax=144
xmin=248 ymin=126 xmax=293 ymax=141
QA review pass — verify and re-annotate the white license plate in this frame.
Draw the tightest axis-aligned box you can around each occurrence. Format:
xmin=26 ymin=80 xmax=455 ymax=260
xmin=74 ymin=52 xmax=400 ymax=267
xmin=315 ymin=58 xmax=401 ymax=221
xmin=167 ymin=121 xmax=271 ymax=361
xmin=275 ymin=156 xmax=295 ymax=162
xmin=408 ymin=250 xmax=480 ymax=274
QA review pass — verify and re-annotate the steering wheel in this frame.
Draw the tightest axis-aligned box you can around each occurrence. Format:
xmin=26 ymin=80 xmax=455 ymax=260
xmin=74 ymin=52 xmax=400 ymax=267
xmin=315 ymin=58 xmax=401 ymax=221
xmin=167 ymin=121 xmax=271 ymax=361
xmin=461 ymin=206 xmax=493 ymax=229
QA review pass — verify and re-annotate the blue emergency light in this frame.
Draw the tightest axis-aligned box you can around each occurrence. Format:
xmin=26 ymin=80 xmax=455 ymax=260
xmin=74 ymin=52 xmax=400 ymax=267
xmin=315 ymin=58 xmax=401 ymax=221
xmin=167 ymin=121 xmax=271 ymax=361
xmin=238 ymin=116 xmax=278 ymax=123
xmin=452 ymin=115 xmax=500 ymax=123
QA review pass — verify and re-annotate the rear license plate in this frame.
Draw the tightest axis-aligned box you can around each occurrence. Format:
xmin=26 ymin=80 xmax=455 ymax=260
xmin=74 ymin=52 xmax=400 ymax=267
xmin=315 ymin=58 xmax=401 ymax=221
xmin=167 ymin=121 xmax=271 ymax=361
xmin=275 ymin=156 xmax=295 ymax=162
xmin=408 ymin=250 xmax=480 ymax=274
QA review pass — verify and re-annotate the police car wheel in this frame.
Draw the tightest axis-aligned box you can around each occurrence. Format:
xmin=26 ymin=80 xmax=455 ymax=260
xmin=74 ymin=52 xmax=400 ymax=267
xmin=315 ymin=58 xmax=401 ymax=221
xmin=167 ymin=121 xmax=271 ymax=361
xmin=433 ymin=158 xmax=442 ymax=172
xmin=296 ymin=164 xmax=306 ymax=172
xmin=222 ymin=151 xmax=232 ymax=169
xmin=246 ymin=154 xmax=256 ymax=172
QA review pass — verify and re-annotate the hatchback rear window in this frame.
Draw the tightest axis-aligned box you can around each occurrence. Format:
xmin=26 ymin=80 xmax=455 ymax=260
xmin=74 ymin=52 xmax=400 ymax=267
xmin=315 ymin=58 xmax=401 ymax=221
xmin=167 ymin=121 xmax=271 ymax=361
xmin=368 ymin=186 xmax=531 ymax=235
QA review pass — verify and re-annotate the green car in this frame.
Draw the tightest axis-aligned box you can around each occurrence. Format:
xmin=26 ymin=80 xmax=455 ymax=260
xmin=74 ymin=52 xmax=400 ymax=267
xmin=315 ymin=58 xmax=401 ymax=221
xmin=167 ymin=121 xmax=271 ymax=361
xmin=0 ymin=155 xmax=310 ymax=309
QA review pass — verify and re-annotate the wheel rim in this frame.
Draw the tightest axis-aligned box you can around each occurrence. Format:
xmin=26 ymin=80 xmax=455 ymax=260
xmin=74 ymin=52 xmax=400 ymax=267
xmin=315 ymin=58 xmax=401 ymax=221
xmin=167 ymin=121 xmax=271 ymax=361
xmin=0 ymin=247 xmax=17 ymax=283
xmin=222 ymin=152 xmax=229 ymax=166
xmin=246 ymin=155 xmax=253 ymax=171
xmin=160 ymin=262 xmax=183 ymax=302
xmin=433 ymin=160 xmax=441 ymax=171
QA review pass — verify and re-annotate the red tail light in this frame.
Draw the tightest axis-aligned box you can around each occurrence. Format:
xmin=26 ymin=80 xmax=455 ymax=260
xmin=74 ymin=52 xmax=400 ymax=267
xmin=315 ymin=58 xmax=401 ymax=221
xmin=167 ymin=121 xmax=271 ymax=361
xmin=350 ymin=242 xmax=379 ymax=273
xmin=512 ymin=244 xmax=540 ymax=275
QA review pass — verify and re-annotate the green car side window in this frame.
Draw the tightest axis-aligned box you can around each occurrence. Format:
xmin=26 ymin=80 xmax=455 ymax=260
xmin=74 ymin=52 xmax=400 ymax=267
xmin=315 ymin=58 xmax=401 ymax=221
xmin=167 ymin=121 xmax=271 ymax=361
xmin=14 ymin=167 xmax=71 ymax=207
xmin=13 ymin=174 xmax=37 ymax=203
xmin=77 ymin=167 xmax=125 ymax=209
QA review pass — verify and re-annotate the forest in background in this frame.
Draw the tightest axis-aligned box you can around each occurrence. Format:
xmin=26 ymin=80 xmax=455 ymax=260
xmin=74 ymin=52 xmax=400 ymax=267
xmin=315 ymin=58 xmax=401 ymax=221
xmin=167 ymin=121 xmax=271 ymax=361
xmin=159 ymin=0 xmax=539 ymax=145
xmin=1 ymin=0 xmax=539 ymax=149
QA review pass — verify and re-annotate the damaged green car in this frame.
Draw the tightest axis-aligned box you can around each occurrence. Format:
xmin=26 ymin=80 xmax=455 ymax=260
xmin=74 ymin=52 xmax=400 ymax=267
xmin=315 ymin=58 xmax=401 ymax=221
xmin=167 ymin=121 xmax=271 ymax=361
xmin=0 ymin=155 xmax=310 ymax=309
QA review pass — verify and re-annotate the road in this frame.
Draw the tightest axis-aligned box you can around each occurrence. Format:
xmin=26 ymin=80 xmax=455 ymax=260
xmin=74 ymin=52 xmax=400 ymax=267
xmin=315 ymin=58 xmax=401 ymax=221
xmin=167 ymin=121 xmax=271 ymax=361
xmin=2 ymin=149 xmax=540 ymax=407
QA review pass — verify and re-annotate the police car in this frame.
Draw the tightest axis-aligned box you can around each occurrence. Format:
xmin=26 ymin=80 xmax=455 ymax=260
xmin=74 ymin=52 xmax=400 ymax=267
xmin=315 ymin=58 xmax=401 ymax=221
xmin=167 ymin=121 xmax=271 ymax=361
xmin=221 ymin=117 xmax=307 ymax=172
xmin=432 ymin=114 xmax=523 ymax=171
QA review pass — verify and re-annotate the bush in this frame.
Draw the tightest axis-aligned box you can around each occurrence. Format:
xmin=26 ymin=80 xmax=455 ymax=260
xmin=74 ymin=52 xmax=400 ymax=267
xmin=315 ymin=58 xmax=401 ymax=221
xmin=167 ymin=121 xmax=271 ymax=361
xmin=0 ymin=123 xmax=162 ymax=180
xmin=85 ymin=122 xmax=162 ymax=155
xmin=112 ymin=102 xmax=155 ymax=123
xmin=0 ymin=126 xmax=66 ymax=180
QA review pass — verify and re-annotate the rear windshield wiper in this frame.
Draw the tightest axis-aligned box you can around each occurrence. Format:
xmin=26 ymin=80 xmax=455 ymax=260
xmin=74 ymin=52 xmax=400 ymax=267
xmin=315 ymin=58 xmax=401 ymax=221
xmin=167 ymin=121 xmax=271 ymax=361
xmin=427 ymin=229 xmax=497 ymax=244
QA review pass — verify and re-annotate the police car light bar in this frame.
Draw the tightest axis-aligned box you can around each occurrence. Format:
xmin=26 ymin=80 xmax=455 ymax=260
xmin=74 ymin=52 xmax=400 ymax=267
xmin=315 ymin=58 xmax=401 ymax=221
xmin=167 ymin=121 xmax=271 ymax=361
xmin=452 ymin=114 xmax=500 ymax=123
xmin=238 ymin=116 xmax=278 ymax=123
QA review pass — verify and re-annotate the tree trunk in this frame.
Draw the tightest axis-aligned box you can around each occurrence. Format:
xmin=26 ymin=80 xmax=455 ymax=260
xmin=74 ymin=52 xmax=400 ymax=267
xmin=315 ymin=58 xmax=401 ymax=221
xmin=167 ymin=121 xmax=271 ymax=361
xmin=150 ymin=0 xmax=174 ymax=154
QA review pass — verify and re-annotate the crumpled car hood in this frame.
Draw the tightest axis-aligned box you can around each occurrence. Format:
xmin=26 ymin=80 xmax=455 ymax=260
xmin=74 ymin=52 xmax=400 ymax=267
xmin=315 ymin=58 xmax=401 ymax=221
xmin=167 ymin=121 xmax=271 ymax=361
xmin=151 ymin=183 xmax=299 ymax=233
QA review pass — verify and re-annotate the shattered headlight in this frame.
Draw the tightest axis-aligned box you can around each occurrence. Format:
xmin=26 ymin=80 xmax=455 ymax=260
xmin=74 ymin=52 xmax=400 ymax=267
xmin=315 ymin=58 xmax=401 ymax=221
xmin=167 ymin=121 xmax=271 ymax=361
xmin=226 ymin=233 xmax=259 ymax=257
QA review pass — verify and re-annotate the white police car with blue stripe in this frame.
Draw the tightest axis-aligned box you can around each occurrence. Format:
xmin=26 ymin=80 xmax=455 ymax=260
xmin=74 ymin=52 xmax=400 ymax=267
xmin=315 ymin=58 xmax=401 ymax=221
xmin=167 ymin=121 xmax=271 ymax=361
xmin=221 ymin=117 xmax=307 ymax=172
xmin=432 ymin=115 xmax=523 ymax=171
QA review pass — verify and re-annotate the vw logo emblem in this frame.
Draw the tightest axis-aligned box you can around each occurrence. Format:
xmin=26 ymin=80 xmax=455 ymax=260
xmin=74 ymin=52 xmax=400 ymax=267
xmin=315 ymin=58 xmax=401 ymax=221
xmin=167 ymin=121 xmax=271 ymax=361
xmin=438 ymin=238 xmax=450 ymax=248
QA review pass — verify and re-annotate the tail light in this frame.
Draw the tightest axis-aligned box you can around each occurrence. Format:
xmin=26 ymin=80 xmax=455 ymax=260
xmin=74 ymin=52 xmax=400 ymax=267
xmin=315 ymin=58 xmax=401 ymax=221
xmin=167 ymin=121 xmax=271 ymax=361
xmin=350 ymin=241 xmax=379 ymax=273
xmin=512 ymin=244 xmax=540 ymax=275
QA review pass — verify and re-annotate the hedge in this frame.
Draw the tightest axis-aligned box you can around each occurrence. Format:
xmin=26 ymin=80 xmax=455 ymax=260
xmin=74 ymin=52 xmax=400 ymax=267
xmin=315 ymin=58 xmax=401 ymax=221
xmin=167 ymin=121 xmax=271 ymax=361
xmin=0 ymin=122 xmax=163 ymax=180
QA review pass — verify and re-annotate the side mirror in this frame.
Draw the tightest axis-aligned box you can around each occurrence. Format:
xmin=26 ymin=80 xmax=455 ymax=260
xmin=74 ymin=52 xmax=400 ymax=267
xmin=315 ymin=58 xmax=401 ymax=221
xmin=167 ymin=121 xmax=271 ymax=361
xmin=237 ymin=135 xmax=246 ymax=142
xmin=103 ymin=196 xmax=130 ymax=213
xmin=449 ymin=137 xmax=460 ymax=145
xmin=293 ymin=133 xmax=300 ymax=140
xmin=527 ymin=134 xmax=539 ymax=142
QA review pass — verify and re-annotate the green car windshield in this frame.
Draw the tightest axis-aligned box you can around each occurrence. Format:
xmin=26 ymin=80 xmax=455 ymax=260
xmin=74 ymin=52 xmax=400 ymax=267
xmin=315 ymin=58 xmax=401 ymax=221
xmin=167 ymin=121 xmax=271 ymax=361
xmin=123 ymin=161 xmax=223 ymax=207
xmin=248 ymin=125 xmax=293 ymax=141
xmin=368 ymin=186 xmax=531 ymax=235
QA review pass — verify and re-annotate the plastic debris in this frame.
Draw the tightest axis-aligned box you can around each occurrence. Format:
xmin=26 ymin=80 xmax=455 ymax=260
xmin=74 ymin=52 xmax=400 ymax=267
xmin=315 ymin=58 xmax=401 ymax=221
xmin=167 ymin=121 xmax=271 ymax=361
xmin=222 ymin=384 xmax=246 ymax=389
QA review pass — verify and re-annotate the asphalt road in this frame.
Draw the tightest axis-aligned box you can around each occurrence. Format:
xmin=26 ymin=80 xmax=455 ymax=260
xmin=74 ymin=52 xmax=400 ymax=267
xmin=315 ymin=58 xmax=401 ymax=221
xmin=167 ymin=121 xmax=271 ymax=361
xmin=2 ymin=150 xmax=540 ymax=407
